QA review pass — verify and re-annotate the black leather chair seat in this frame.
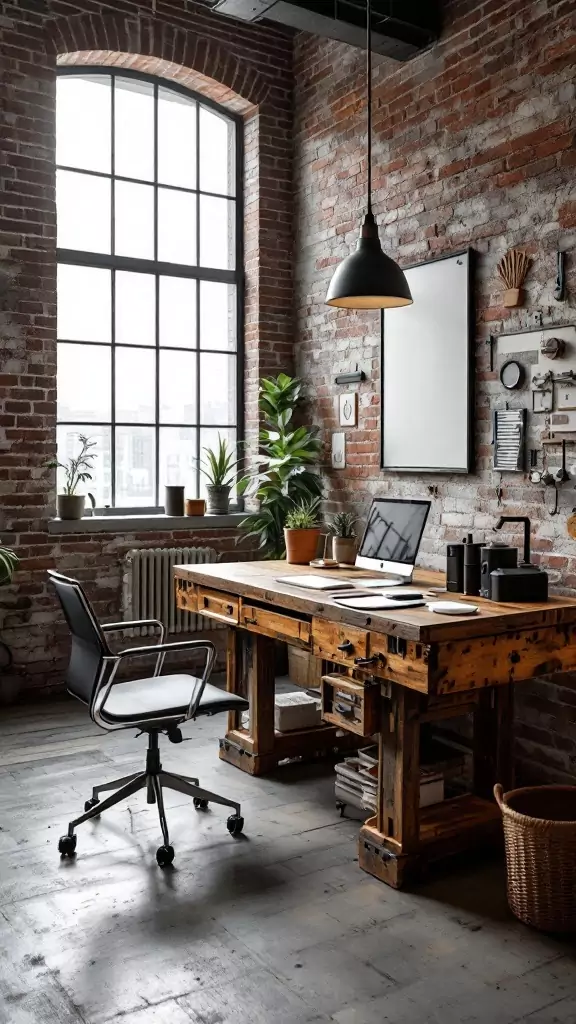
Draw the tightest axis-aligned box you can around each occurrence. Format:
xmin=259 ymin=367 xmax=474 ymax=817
xmin=102 ymin=675 xmax=249 ymax=723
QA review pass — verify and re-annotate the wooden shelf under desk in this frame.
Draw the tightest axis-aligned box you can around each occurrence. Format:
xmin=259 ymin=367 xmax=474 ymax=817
xmin=364 ymin=794 xmax=501 ymax=847
xmin=359 ymin=794 xmax=503 ymax=887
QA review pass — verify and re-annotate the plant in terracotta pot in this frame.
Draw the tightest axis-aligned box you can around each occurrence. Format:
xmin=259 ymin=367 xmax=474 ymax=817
xmin=239 ymin=374 xmax=322 ymax=557
xmin=329 ymin=511 xmax=359 ymax=565
xmin=284 ymin=498 xmax=322 ymax=565
xmin=46 ymin=434 xmax=97 ymax=520
xmin=200 ymin=435 xmax=239 ymax=515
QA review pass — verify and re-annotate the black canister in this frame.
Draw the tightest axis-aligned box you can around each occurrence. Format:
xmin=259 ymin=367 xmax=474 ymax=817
xmin=446 ymin=542 xmax=465 ymax=593
xmin=164 ymin=485 xmax=185 ymax=516
xmin=480 ymin=542 xmax=518 ymax=598
xmin=463 ymin=534 xmax=483 ymax=596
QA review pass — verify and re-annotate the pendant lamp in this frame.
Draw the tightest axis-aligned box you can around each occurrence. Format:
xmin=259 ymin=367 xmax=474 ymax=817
xmin=325 ymin=0 xmax=412 ymax=310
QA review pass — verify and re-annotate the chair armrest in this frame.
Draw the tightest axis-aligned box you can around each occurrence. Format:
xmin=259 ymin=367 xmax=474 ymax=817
xmin=117 ymin=639 xmax=213 ymax=658
xmin=102 ymin=619 xmax=165 ymax=642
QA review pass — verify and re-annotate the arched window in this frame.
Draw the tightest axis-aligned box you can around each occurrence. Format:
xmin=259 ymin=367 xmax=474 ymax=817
xmin=56 ymin=69 xmax=242 ymax=508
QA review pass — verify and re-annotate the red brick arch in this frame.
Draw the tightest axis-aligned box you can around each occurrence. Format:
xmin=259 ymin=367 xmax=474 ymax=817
xmin=50 ymin=12 xmax=267 ymax=114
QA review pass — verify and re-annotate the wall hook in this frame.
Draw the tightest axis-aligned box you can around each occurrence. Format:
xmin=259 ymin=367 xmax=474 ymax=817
xmin=548 ymin=482 xmax=559 ymax=516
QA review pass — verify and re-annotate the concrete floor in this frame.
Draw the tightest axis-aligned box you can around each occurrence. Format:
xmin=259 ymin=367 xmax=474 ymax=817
xmin=0 ymin=695 xmax=575 ymax=1024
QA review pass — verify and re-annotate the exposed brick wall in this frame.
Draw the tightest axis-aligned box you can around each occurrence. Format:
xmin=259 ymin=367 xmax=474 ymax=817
xmin=0 ymin=0 xmax=293 ymax=696
xmin=294 ymin=0 xmax=576 ymax=784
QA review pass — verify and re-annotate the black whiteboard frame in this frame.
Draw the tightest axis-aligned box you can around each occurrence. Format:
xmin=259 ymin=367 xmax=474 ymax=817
xmin=380 ymin=247 xmax=475 ymax=475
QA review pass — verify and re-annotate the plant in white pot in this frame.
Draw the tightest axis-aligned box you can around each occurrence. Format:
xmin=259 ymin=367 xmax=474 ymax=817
xmin=329 ymin=511 xmax=359 ymax=565
xmin=200 ymin=435 xmax=239 ymax=515
xmin=46 ymin=433 xmax=97 ymax=520
xmin=284 ymin=498 xmax=322 ymax=565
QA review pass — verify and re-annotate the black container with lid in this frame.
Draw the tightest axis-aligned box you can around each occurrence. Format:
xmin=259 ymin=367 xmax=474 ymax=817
xmin=446 ymin=542 xmax=465 ymax=593
xmin=480 ymin=542 xmax=518 ymax=598
xmin=463 ymin=533 xmax=483 ymax=596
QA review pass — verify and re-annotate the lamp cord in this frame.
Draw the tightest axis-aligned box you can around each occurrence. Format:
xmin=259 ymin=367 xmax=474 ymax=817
xmin=366 ymin=0 xmax=372 ymax=215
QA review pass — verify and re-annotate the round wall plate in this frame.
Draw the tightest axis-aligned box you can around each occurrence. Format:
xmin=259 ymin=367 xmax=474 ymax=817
xmin=500 ymin=360 xmax=524 ymax=390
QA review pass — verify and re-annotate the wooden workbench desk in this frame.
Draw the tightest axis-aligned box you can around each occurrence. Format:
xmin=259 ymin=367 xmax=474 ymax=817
xmin=174 ymin=560 xmax=576 ymax=888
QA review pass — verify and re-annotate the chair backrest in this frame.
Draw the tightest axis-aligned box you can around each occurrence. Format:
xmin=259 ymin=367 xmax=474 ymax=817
xmin=48 ymin=571 xmax=110 ymax=705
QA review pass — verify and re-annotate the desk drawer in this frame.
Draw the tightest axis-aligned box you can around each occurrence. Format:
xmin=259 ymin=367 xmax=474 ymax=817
xmin=313 ymin=618 xmax=369 ymax=667
xmin=321 ymin=673 xmax=380 ymax=736
xmin=197 ymin=587 xmax=239 ymax=624
xmin=174 ymin=578 xmax=198 ymax=613
xmin=240 ymin=605 xmax=311 ymax=647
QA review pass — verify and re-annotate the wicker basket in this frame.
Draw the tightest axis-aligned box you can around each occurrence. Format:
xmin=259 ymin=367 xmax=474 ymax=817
xmin=494 ymin=783 xmax=576 ymax=932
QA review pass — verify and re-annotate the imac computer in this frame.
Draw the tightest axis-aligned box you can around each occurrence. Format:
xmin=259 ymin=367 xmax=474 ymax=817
xmin=355 ymin=497 xmax=431 ymax=584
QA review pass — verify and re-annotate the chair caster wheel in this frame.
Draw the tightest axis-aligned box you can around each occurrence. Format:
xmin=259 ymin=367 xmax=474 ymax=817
xmin=156 ymin=844 xmax=174 ymax=868
xmin=194 ymin=798 xmax=209 ymax=810
xmin=58 ymin=834 xmax=77 ymax=857
xmin=227 ymin=814 xmax=244 ymax=837
xmin=84 ymin=797 xmax=100 ymax=816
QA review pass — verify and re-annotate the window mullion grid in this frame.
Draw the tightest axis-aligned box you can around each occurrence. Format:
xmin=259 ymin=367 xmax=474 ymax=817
xmin=55 ymin=70 xmax=242 ymax=511
xmin=195 ymin=100 xmax=201 ymax=500
xmin=153 ymin=80 xmax=160 ymax=508
xmin=110 ymin=74 xmax=116 ymax=507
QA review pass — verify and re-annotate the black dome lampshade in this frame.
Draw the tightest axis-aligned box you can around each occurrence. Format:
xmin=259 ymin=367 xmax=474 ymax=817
xmin=325 ymin=0 xmax=413 ymax=311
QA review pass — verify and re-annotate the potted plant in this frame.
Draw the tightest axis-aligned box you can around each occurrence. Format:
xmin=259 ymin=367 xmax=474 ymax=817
xmin=0 ymin=546 xmax=18 ymax=683
xmin=329 ymin=511 xmax=359 ymax=565
xmin=284 ymin=498 xmax=322 ymax=565
xmin=239 ymin=374 xmax=322 ymax=557
xmin=46 ymin=433 xmax=97 ymax=520
xmin=200 ymin=435 xmax=239 ymax=515
xmin=0 ymin=546 xmax=18 ymax=586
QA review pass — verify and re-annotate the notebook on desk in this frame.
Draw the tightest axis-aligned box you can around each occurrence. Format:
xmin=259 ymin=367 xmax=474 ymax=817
xmin=275 ymin=574 xmax=352 ymax=591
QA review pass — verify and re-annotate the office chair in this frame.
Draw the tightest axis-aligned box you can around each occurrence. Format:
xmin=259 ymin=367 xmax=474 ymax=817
xmin=48 ymin=570 xmax=249 ymax=867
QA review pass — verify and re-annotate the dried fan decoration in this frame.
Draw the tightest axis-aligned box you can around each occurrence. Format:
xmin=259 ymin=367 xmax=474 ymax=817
xmin=497 ymin=248 xmax=532 ymax=307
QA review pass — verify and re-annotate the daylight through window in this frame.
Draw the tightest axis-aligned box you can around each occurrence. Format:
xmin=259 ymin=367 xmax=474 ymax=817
xmin=56 ymin=69 xmax=242 ymax=508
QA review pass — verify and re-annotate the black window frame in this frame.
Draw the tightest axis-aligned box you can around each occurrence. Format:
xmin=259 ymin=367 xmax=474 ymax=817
xmin=56 ymin=65 xmax=245 ymax=511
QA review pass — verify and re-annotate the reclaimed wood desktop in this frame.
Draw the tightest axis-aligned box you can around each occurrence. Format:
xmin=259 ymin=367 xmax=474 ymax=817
xmin=174 ymin=560 xmax=576 ymax=888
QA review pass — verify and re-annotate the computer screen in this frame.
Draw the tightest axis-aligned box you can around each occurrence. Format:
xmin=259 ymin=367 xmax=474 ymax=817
xmin=357 ymin=498 xmax=430 ymax=568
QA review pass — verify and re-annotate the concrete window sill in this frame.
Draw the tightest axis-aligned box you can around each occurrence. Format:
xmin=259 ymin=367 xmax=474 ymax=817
xmin=48 ymin=513 xmax=245 ymax=534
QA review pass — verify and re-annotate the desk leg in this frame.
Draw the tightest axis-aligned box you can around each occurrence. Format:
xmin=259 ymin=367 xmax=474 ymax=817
xmin=220 ymin=632 xmax=277 ymax=776
xmin=226 ymin=628 xmax=242 ymax=734
xmin=360 ymin=687 xmax=420 ymax=889
xmin=473 ymin=684 xmax=514 ymax=798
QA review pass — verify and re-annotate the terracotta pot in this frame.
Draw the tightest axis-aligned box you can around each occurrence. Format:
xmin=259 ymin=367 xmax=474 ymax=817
xmin=333 ymin=537 xmax=357 ymax=565
xmin=57 ymin=494 xmax=85 ymax=520
xmin=206 ymin=485 xmax=231 ymax=515
xmin=185 ymin=498 xmax=206 ymax=516
xmin=284 ymin=527 xmax=322 ymax=565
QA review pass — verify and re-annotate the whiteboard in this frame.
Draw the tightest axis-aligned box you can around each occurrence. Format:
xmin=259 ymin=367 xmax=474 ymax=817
xmin=381 ymin=249 xmax=473 ymax=473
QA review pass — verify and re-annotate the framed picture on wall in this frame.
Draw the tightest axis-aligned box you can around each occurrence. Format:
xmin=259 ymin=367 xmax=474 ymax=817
xmin=380 ymin=248 xmax=475 ymax=474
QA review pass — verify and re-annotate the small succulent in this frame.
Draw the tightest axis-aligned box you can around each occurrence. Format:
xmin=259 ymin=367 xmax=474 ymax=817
xmin=284 ymin=498 xmax=322 ymax=531
xmin=328 ymin=511 xmax=359 ymax=539
xmin=200 ymin=435 xmax=240 ymax=488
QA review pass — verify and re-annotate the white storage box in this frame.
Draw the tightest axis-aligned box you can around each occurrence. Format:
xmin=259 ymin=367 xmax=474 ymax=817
xmin=274 ymin=691 xmax=322 ymax=732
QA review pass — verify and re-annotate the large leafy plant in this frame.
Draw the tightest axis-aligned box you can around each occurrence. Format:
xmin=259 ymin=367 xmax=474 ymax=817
xmin=0 ymin=547 xmax=18 ymax=586
xmin=239 ymin=374 xmax=322 ymax=557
